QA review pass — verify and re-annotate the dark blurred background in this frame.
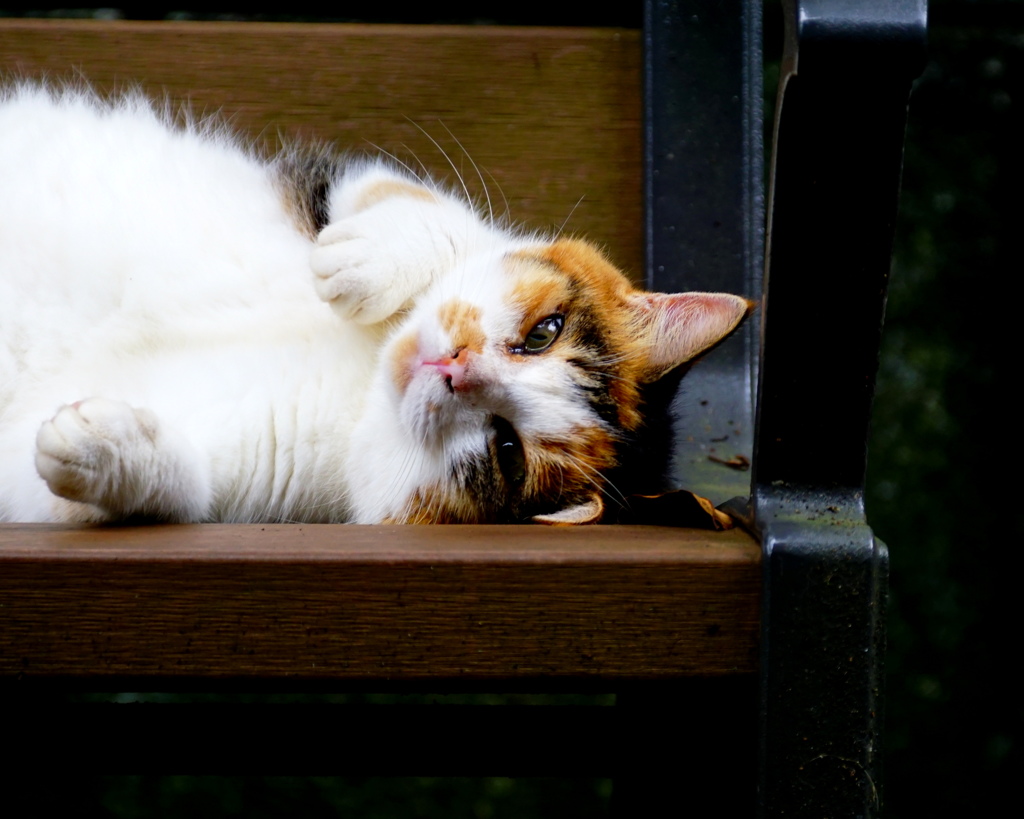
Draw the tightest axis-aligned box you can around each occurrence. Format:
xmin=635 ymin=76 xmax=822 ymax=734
xmin=2 ymin=0 xmax=1020 ymax=815
xmin=863 ymin=0 xmax=1022 ymax=813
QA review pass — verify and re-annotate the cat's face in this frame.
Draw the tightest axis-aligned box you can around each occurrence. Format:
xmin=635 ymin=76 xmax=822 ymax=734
xmin=380 ymin=238 xmax=751 ymax=524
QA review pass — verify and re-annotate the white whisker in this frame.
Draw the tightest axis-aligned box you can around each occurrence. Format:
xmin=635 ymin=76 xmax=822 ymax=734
xmin=439 ymin=121 xmax=493 ymax=226
xmin=482 ymin=166 xmax=512 ymax=225
xmin=362 ymin=139 xmax=420 ymax=179
xmin=405 ymin=117 xmax=473 ymax=208
xmin=557 ymin=194 xmax=586 ymax=236
xmin=398 ymin=142 xmax=433 ymax=179
xmin=560 ymin=449 xmax=628 ymax=509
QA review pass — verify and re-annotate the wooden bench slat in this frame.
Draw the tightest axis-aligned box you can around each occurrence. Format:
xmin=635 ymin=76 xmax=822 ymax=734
xmin=0 ymin=524 xmax=760 ymax=682
xmin=0 ymin=19 xmax=643 ymax=280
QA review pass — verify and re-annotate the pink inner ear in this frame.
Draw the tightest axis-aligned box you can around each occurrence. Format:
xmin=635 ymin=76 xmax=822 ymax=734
xmin=633 ymin=291 xmax=753 ymax=381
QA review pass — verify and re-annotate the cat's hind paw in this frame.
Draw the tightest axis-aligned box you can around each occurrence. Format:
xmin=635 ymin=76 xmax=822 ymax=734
xmin=36 ymin=398 xmax=157 ymax=505
xmin=35 ymin=398 xmax=207 ymax=521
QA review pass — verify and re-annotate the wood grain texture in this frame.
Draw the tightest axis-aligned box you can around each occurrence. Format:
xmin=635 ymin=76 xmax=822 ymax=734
xmin=0 ymin=524 xmax=760 ymax=682
xmin=0 ymin=19 xmax=644 ymax=280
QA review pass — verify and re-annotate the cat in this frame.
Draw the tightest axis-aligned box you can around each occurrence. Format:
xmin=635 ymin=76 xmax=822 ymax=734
xmin=0 ymin=83 xmax=752 ymax=525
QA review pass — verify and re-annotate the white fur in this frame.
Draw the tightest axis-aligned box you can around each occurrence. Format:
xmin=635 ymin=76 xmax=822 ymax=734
xmin=0 ymin=85 xmax=605 ymax=523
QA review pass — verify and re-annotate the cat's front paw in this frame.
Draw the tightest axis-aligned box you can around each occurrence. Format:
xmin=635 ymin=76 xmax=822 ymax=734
xmin=34 ymin=398 xmax=205 ymax=521
xmin=310 ymin=193 xmax=484 ymax=325
xmin=310 ymin=212 xmax=418 ymax=324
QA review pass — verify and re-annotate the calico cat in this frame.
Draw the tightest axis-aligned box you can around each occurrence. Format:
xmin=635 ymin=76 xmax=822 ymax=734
xmin=0 ymin=84 xmax=751 ymax=525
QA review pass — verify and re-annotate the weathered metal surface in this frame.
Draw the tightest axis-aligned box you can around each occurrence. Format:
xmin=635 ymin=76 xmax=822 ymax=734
xmin=644 ymin=0 xmax=765 ymax=505
xmin=750 ymin=0 xmax=927 ymax=816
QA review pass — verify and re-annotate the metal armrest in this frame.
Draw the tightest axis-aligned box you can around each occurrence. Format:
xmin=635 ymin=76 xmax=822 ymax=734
xmin=751 ymin=1 xmax=927 ymax=815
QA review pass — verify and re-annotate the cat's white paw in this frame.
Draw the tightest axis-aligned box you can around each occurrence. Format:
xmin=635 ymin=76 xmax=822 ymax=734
xmin=310 ymin=211 xmax=418 ymax=324
xmin=310 ymin=197 xmax=479 ymax=325
xmin=34 ymin=398 xmax=205 ymax=520
xmin=35 ymin=398 xmax=159 ymax=510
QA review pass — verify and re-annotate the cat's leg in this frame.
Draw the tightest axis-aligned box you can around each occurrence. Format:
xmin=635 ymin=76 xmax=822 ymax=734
xmin=311 ymin=163 xmax=496 ymax=324
xmin=34 ymin=397 xmax=211 ymax=522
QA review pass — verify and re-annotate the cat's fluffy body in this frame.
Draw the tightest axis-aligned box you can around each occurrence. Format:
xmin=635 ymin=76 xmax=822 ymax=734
xmin=0 ymin=84 xmax=750 ymax=524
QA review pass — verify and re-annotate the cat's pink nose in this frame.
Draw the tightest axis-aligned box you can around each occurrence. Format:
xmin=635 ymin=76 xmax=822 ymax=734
xmin=423 ymin=347 xmax=471 ymax=393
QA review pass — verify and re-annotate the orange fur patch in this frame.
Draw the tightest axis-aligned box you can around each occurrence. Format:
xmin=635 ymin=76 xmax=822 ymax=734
xmin=355 ymin=179 xmax=436 ymax=212
xmin=526 ymin=425 xmax=620 ymax=509
xmin=505 ymin=254 xmax=571 ymax=336
xmin=437 ymin=299 xmax=486 ymax=354
xmin=396 ymin=483 xmax=480 ymax=524
xmin=388 ymin=331 xmax=419 ymax=394
xmin=534 ymin=239 xmax=634 ymax=302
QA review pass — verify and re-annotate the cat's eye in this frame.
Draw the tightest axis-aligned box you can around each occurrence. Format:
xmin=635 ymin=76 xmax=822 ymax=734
xmin=492 ymin=416 xmax=526 ymax=488
xmin=520 ymin=315 xmax=564 ymax=353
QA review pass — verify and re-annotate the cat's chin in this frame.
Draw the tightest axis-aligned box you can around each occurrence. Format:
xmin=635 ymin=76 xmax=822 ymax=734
xmin=393 ymin=363 xmax=480 ymax=445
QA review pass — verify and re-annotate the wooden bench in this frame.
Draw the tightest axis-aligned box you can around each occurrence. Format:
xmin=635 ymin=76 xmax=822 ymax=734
xmin=0 ymin=2 xmax=927 ymax=815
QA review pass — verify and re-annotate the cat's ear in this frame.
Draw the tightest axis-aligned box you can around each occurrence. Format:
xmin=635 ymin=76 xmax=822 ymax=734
xmin=628 ymin=292 xmax=755 ymax=383
xmin=532 ymin=493 xmax=604 ymax=526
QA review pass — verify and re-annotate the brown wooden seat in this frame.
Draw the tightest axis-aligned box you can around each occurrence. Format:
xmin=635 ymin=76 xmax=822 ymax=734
xmin=0 ymin=523 xmax=759 ymax=682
